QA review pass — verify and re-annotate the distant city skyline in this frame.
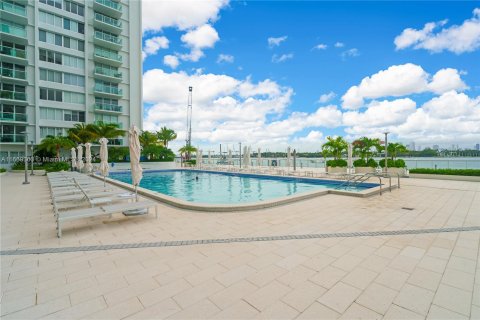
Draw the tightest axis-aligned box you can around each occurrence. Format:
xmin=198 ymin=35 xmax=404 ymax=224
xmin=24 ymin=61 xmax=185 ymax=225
xmin=141 ymin=1 xmax=479 ymax=152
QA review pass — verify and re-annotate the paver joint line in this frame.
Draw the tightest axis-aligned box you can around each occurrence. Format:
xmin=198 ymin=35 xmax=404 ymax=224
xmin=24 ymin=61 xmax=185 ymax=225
xmin=1 ymin=226 xmax=479 ymax=256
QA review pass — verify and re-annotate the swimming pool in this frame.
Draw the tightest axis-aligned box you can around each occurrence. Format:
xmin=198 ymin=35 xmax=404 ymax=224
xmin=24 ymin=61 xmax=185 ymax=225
xmin=109 ymin=170 xmax=379 ymax=205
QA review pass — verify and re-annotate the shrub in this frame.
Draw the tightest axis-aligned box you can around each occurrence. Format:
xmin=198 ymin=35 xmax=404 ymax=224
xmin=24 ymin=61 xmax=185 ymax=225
xmin=379 ymin=158 xmax=406 ymax=168
xmin=0 ymin=168 xmax=6 ymax=173
xmin=395 ymin=159 xmax=406 ymax=168
xmin=108 ymin=147 xmax=129 ymax=162
xmin=366 ymin=158 xmax=378 ymax=168
xmin=409 ymin=168 xmax=480 ymax=176
xmin=353 ymin=159 xmax=367 ymax=167
xmin=185 ymin=159 xmax=196 ymax=165
xmin=326 ymin=159 xmax=347 ymax=167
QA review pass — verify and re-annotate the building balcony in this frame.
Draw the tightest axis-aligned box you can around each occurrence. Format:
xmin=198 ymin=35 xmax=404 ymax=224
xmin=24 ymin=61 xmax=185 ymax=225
xmin=93 ymin=47 xmax=122 ymax=66
xmin=94 ymin=66 xmax=122 ymax=82
xmin=93 ymin=0 xmax=122 ymax=19
xmin=94 ymin=84 xmax=122 ymax=98
xmin=0 ymin=0 xmax=28 ymax=24
xmin=0 ymin=67 xmax=27 ymax=83
xmin=0 ymin=90 xmax=27 ymax=103
xmin=109 ymin=138 xmax=123 ymax=146
xmin=0 ymin=112 xmax=27 ymax=122
xmin=94 ymin=120 xmax=122 ymax=129
xmin=0 ymin=133 xmax=25 ymax=143
xmin=94 ymin=30 xmax=122 ymax=49
xmin=0 ymin=45 xmax=27 ymax=64
xmin=94 ymin=102 xmax=122 ymax=113
xmin=0 ymin=22 xmax=27 ymax=43
xmin=93 ymin=12 xmax=122 ymax=34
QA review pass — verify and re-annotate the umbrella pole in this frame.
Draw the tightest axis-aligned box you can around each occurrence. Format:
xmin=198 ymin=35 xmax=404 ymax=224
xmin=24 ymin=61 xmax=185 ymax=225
xmin=103 ymin=175 xmax=106 ymax=191
xmin=135 ymin=185 xmax=138 ymax=202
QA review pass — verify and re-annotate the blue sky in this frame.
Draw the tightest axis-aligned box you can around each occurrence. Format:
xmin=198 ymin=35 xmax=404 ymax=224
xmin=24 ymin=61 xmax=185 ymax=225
xmin=141 ymin=1 xmax=480 ymax=152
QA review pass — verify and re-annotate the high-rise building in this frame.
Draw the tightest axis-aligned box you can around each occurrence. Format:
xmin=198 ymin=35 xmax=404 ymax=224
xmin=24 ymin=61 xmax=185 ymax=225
xmin=0 ymin=0 xmax=142 ymax=163
xmin=476 ymin=144 xmax=480 ymax=151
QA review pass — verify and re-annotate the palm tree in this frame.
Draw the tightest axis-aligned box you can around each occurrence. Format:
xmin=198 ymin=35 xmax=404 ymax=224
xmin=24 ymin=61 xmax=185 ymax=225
xmin=321 ymin=136 xmax=348 ymax=160
xmin=38 ymin=135 xmax=75 ymax=159
xmin=156 ymin=127 xmax=177 ymax=148
xmin=387 ymin=142 xmax=408 ymax=160
xmin=179 ymin=145 xmax=197 ymax=161
xmin=352 ymin=137 xmax=381 ymax=160
xmin=67 ymin=123 xmax=96 ymax=144
xmin=139 ymin=130 xmax=159 ymax=148
xmin=89 ymin=121 xmax=124 ymax=141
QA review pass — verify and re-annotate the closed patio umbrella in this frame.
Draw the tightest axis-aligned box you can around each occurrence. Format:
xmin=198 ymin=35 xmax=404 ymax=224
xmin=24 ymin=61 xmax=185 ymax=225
xmin=286 ymin=146 xmax=291 ymax=170
xmin=71 ymin=148 xmax=77 ymax=171
xmin=99 ymin=137 xmax=109 ymax=188
xmin=208 ymin=150 xmax=211 ymax=165
xmin=257 ymin=147 xmax=262 ymax=167
xmin=85 ymin=142 xmax=93 ymax=174
xmin=196 ymin=149 xmax=202 ymax=168
xmin=228 ymin=149 xmax=232 ymax=165
xmin=243 ymin=146 xmax=249 ymax=168
xmin=129 ymin=125 xmax=143 ymax=201
xmin=77 ymin=145 xmax=84 ymax=172
xmin=348 ymin=142 xmax=353 ymax=173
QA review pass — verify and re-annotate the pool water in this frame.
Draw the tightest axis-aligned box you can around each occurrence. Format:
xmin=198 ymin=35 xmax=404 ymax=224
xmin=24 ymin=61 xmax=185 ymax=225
xmin=109 ymin=170 xmax=378 ymax=204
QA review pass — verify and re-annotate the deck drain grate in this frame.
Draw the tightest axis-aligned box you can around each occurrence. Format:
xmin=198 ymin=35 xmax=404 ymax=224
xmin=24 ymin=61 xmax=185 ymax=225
xmin=402 ymin=207 xmax=415 ymax=210
xmin=1 ymin=226 xmax=479 ymax=256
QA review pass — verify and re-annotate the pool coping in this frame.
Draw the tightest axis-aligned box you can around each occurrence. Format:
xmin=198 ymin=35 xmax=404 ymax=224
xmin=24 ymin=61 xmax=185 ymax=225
xmin=93 ymin=170 xmax=390 ymax=212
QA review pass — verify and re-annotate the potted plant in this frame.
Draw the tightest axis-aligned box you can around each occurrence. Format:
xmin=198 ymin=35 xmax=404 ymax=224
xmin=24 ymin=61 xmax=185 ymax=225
xmin=353 ymin=158 xmax=378 ymax=173
xmin=322 ymin=136 xmax=348 ymax=173
xmin=352 ymin=137 xmax=381 ymax=173
xmin=379 ymin=158 xmax=407 ymax=176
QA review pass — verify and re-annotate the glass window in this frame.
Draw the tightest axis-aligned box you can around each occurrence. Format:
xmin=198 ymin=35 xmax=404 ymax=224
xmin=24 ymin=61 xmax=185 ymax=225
xmin=78 ymin=23 xmax=84 ymax=34
xmin=39 ymin=30 xmax=46 ymax=42
xmin=40 ymin=88 xmax=47 ymax=100
xmin=63 ymin=19 xmax=70 ymax=30
xmin=63 ymin=37 xmax=70 ymax=48
xmin=55 ymin=34 xmax=62 ymax=46
xmin=78 ymin=41 xmax=84 ymax=52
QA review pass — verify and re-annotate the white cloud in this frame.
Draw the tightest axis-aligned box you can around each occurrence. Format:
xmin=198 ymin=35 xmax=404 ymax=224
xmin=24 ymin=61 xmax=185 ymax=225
xmin=341 ymin=48 xmax=360 ymax=59
xmin=163 ymin=55 xmax=180 ymax=69
xmin=334 ymin=42 xmax=345 ymax=48
xmin=142 ymin=36 xmax=169 ymax=59
xmin=394 ymin=8 xmax=480 ymax=54
xmin=177 ymin=24 xmax=220 ymax=62
xmin=293 ymin=131 xmax=324 ymax=147
xmin=313 ymin=44 xmax=328 ymax=50
xmin=217 ymin=54 xmax=234 ymax=64
xmin=318 ymin=92 xmax=336 ymax=104
xmin=142 ymin=0 xmax=229 ymax=33
xmin=272 ymin=53 xmax=294 ymax=63
xmin=268 ymin=36 xmax=288 ymax=48
xmin=142 ymin=69 xmax=348 ymax=151
xmin=341 ymin=63 xmax=467 ymax=109
xmin=340 ymin=92 xmax=480 ymax=146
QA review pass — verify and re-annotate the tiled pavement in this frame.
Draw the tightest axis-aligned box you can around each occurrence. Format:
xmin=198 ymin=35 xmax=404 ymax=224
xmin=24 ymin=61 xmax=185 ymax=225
xmin=1 ymin=173 xmax=479 ymax=319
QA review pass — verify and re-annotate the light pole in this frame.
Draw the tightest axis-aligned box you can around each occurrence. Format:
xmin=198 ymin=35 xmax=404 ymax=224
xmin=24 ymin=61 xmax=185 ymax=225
xmin=384 ymin=131 xmax=389 ymax=174
xmin=21 ymin=132 xmax=29 ymax=184
xmin=30 ymin=140 xmax=34 ymax=175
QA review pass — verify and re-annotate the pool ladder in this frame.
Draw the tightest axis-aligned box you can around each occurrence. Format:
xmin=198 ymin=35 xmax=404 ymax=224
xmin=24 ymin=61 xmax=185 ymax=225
xmin=335 ymin=172 xmax=401 ymax=195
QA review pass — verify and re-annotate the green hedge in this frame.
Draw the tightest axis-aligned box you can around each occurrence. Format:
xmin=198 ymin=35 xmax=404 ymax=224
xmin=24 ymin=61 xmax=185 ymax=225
xmin=0 ymin=168 xmax=6 ymax=173
xmin=409 ymin=168 xmax=480 ymax=176
xmin=379 ymin=158 xmax=406 ymax=168
xmin=326 ymin=159 xmax=347 ymax=168
xmin=353 ymin=158 xmax=378 ymax=168
xmin=12 ymin=161 xmax=70 ymax=172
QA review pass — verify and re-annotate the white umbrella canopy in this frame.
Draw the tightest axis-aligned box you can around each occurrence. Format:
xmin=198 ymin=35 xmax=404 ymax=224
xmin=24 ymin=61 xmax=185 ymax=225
xmin=348 ymin=143 xmax=353 ymax=173
xmin=257 ymin=147 xmax=262 ymax=167
xmin=85 ymin=142 xmax=93 ymax=174
xmin=208 ymin=150 xmax=211 ymax=165
xmin=286 ymin=147 xmax=291 ymax=169
xmin=99 ymin=137 xmax=109 ymax=187
xmin=228 ymin=149 xmax=232 ymax=165
xmin=71 ymin=148 xmax=77 ymax=170
xmin=129 ymin=125 xmax=143 ymax=201
xmin=77 ymin=145 xmax=84 ymax=172
xmin=243 ymin=146 xmax=249 ymax=168
xmin=196 ymin=149 xmax=202 ymax=168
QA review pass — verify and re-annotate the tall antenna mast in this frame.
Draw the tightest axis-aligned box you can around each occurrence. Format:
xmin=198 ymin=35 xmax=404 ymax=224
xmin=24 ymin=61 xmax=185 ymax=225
xmin=186 ymin=86 xmax=193 ymax=147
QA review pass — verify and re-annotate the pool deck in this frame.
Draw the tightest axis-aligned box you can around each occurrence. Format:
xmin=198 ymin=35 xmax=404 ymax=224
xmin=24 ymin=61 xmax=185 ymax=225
xmin=1 ymin=173 xmax=479 ymax=319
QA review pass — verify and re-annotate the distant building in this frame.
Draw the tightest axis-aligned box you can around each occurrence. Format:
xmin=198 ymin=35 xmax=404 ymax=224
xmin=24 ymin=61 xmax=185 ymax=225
xmin=432 ymin=145 xmax=439 ymax=150
xmin=476 ymin=144 xmax=480 ymax=151
xmin=407 ymin=142 xmax=415 ymax=151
